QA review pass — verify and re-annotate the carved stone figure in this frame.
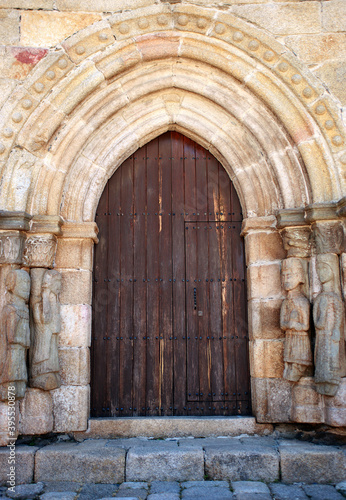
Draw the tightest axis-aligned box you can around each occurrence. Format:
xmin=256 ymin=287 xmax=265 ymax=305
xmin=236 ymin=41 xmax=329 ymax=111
xmin=281 ymin=258 xmax=313 ymax=382
xmin=313 ymin=254 xmax=345 ymax=396
xmin=29 ymin=269 xmax=62 ymax=391
xmin=0 ymin=269 xmax=31 ymax=400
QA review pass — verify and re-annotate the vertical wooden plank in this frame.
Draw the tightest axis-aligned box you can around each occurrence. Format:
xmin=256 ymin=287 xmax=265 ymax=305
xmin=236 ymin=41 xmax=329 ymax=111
xmin=119 ymin=156 xmax=134 ymax=416
xmin=232 ymin=222 xmax=250 ymax=412
xmin=184 ymin=137 xmax=199 ymax=406
xmin=171 ymin=132 xmax=187 ymax=416
xmin=208 ymin=222 xmax=224 ymax=404
xmin=91 ymin=182 xmax=109 ymax=417
xmin=159 ymin=133 xmax=174 ymax=415
xmin=207 ymin=154 xmax=220 ymax=221
xmin=146 ymin=138 xmax=161 ymax=416
xmin=219 ymin=164 xmax=232 ymax=222
xmin=222 ymin=221 xmax=237 ymax=404
xmin=133 ymin=151 xmax=147 ymax=416
xmin=107 ymin=167 xmax=122 ymax=415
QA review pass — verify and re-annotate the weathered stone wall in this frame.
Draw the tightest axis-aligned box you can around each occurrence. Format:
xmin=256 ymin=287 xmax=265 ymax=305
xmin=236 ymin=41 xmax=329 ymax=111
xmin=0 ymin=0 xmax=345 ymax=440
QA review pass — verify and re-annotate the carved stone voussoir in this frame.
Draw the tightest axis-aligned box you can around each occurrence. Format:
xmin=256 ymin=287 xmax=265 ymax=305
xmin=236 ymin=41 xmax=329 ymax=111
xmin=281 ymin=226 xmax=311 ymax=258
xmin=0 ymin=231 xmax=25 ymax=264
xmin=23 ymin=234 xmax=57 ymax=268
xmin=311 ymin=221 xmax=344 ymax=255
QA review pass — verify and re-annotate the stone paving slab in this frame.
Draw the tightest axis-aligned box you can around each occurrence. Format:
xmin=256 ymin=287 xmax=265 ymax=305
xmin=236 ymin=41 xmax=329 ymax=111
xmin=1 ymin=480 xmax=346 ymax=499
xmin=279 ymin=440 xmax=346 ymax=484
xmin=126 ymin=444 xmax=204 ymax=482
xmin=302 ymin=484 xmax=345 ymax=500
xmin=43 ymin=481 xmax=82 ymax=492
xmin=35 ymin=441 xmax=126 ymax=484
xmin=269 ymin=483 xmax=309 ymax=500
xmin=116 ymin=489 xmax=148 ymax=499
xmin=78 ymin=483 xmax=119 ymax=499
xmin=0 ymin=446 xmax=39 ymax=486
xmin=150 ymin=482 xmax=180 ymax=494
xmin=40 ymin=493 xmax=77 ymax=500
xmin=205 ymin=443 xmax=279 ymax=482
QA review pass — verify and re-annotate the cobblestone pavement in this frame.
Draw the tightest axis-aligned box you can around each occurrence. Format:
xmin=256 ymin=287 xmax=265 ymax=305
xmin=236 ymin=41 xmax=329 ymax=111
xmin=1 ymin=480 xmax=346 ymax=500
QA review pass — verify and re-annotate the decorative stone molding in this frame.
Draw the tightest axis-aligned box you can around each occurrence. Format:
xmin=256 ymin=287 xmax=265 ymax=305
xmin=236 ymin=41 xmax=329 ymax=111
xmin=0 ymin=5 xmax=343 ymax=221
xmin=30 ymin=215 xmax=63 ymax=236
xmin=241 ymin=216 xmax=277 ymax=235
xmin=0 ymin=231 xmax=25 ymax=265
xmin=60 ymin=222 xmax=99 ymax=243
xmin=281 ymin=227 xmax=311 ymax=259
xmin=0 ymin=211 xmax=31 ymax=232
xmin=23 ymin=234 xmax=57 ymax=268
xmin=276 ymin=208 xmax=306 ymax=229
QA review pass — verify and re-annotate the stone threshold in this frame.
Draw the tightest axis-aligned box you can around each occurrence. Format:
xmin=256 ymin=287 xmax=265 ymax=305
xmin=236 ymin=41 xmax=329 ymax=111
xmin=1 ymin=436 xmax=345 ymax=486
xmin=73 ymin=416 xmax=273 ymax=441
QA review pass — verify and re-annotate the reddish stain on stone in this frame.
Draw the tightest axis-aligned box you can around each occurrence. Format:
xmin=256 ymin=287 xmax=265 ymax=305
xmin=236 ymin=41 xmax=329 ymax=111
xmin=11 ymin=47 xmax=48 ymax=65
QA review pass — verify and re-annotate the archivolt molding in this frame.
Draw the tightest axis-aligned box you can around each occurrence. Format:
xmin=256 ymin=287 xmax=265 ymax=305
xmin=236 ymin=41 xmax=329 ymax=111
xmin=0 ymin=3 xmax=345 ymax=221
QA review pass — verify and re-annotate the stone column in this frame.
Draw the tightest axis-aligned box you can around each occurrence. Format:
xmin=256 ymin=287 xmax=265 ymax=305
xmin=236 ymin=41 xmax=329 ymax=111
xmin=19 ymin=215 xmax=62 ymax=436
xmin=52 ymin=221 xmax=98 ymax=433
xmin=0 ymin=211 xmax=31 ymax=446
xmin=241 ymin=216 xmax=288 ymax=423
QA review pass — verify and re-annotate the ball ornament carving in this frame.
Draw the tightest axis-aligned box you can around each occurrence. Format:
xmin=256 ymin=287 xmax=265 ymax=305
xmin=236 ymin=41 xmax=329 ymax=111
xmin=278 ymin=62 xmax=288 ymax=72
xmin=215 ymin=24 xmax=226 ymax=34
xmin=34 ymin=82 xmax=44 ymax=93
xmin=12 ymin=112 xmax=23 ymax=123
xmin=263 ymin=50 xmax=274 ymax=62
xmin=325 ymin=120 xmax=334 ymax=130
xmin=75 ymin=46 xmax=86 ymax=55
xmin=302 ymin=87 xmax=312 ymax=98
xmin=316 ymin=104 xmax=326 ymax=115
xmin=291 ymin=74 xmax=302 ymax=84
xmin=332 ymin=135 xmax=343 ymax=146
xmin=119 ymin=23 xmax=130 ymax=34
xmin=3 ymin=128 xmax=14 ymax=138
xmin=138 ymin=18 xmax=149 ymax=29
xmin=197 ymin=18 xmax=207 ymax=29
xmin=98 ymin=32 xmax=108 ymax=41
xmin=248 ymin=40 xmax=259 ymax=51
xmin=22 ymin=99 xmax=33 ymax=110
xmin=46 ymin=70 xmax=55 ymax=80
xmin=157 ymin=15 xmax=169 ymax=26
xmin=58 ymin=58 xmax=68 ymax=69
xmin=233 ymin=31 xmax=244 ymax=42
xmin=178 ymin=15 xmax=189 ymax=26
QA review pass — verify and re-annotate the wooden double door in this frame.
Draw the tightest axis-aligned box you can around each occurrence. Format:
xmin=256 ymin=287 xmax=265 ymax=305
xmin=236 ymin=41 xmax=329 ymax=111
xmin=91 ymin=132 xmax=250 ymax=417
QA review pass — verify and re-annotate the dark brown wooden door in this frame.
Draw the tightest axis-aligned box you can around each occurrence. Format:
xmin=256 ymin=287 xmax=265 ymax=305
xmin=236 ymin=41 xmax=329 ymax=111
xmin=91 ymin=132 xmax=250 ymax=418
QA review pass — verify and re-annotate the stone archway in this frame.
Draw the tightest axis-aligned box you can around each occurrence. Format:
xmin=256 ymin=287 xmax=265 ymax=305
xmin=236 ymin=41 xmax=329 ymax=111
xmin=0 ymin=3 xmax=345 ymax=435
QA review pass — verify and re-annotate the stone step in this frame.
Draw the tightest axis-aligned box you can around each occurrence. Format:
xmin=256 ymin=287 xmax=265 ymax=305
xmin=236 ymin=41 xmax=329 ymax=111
xmin=73 ymin=416 xmax=273 ymax=440
xmin=0 ymin=437 xmax=345 ymax=486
